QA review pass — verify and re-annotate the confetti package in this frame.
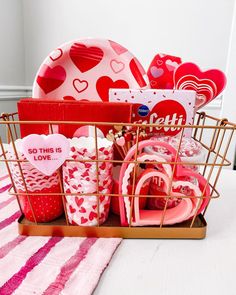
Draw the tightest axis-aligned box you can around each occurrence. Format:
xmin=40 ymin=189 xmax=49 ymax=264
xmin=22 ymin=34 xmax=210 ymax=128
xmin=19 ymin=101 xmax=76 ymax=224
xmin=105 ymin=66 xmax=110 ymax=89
xmin=109 ymin=89 xmax=196 ymax=137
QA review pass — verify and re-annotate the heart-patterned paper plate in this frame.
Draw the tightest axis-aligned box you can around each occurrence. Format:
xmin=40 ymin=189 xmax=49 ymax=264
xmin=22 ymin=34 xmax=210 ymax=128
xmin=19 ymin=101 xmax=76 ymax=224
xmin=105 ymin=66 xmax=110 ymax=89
xmin=32 ymin=38 xmax=149 ymax=101
xmin=173 ymin=62 xmax=227 ymax=109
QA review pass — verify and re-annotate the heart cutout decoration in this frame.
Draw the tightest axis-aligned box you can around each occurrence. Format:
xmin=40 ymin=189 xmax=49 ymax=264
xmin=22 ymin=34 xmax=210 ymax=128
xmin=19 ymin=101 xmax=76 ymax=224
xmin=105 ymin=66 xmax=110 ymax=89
xmin=174 ymin=62 xmax=227 ymax=109
xmin=119 ymin=140 xmax=210 ymax=226
xmin=22 ymin=134 xmax=70 ymax=176
xmin=133 ymin=169 xmax=195 ymax=226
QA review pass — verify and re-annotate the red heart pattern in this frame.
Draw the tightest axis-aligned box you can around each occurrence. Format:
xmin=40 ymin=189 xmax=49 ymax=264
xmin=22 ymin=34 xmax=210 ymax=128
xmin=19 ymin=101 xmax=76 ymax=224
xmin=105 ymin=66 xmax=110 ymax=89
xmin=75 ymin=197 xmax=84 ymax=207
xmin=37 ymin=65 xmax=66 ymax=94
xmin=69 ymin=43 xmax=104 ymax=72
xmin=81 ymin=217 xmax=88 ymax=224
xmin=96 ymin=76 xmax=129 ymax=101
xmin=174 ymin=62 xmax=227 ymax=109
xmin=89 ymin=211 xmax=98 ymax=221
xmin=79 ymin=207 xmax=86 ymax=213
xmin=73 ymin=78 xmax=88 ymax=93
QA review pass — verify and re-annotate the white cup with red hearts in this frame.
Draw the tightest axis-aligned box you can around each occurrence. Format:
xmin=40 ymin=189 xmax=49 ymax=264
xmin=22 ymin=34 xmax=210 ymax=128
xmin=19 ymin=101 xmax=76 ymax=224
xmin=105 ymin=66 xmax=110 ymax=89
xmin=63 ymin=137 xmax=113 ymax=226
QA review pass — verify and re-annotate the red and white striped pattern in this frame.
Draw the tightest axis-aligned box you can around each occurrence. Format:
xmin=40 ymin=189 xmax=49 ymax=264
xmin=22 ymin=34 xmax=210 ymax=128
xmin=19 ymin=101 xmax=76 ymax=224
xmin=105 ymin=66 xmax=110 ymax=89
xmin=0 ymin=172 xmax=121 ymax=295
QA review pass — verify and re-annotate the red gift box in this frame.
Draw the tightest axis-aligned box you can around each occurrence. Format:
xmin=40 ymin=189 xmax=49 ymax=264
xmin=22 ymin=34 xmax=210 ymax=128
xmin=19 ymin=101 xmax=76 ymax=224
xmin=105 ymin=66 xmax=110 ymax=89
xmin=18 ymin=99 xmax=132 ymax=137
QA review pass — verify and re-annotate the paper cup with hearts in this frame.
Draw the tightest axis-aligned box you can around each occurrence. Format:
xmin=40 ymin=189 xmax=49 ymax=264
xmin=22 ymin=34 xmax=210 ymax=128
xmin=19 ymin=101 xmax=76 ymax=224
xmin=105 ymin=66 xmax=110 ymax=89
xmin=7 ymin=135 xmax=69 ymax=222
xmin=63 ymin=137 xmax=113 ymax=226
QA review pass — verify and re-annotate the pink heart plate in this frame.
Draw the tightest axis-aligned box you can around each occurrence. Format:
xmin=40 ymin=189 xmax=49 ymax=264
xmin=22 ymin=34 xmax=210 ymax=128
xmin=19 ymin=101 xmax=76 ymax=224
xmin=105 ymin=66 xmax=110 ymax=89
xmin=32 ymin=38 xmax=149 ymax=101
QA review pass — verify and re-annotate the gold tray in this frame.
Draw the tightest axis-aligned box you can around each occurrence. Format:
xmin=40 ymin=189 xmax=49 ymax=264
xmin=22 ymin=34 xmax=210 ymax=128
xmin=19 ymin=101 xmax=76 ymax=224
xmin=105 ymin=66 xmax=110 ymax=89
xmin=18 ymin=213 xmax=207 ymax=239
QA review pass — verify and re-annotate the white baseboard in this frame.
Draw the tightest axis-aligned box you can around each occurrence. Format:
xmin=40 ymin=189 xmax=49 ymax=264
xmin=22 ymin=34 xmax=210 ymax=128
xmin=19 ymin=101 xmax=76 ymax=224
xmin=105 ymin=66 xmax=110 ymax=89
xmin=0 ymin=85 xmax=32 ymax=100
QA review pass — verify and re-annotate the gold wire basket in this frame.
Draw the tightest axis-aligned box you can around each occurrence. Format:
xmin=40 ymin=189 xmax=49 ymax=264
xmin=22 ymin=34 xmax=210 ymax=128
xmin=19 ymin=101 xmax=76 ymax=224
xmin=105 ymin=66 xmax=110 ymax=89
xmin=0 ymin=112 xmax=235 ymax=239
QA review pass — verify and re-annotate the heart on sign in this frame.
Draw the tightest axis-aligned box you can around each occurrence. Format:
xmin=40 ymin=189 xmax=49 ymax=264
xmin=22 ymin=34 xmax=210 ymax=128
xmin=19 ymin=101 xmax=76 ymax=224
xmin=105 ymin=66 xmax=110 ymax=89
xmin=36 ymin=65 xmax=66 ymax=94
xmin=174 ymin=62 xmax=227 ymax=109
xmin=110 ymin=59 xmax=125 ymax=73
xmin=96 ymin=76 xmax=129 ymax=101
xmin=22 ymin=134 xmax=70 ymax=176
xmin=69 ymin=43 xmax=104 ymax=73
xmin=73 ymin=78 xmax=88 ymax=93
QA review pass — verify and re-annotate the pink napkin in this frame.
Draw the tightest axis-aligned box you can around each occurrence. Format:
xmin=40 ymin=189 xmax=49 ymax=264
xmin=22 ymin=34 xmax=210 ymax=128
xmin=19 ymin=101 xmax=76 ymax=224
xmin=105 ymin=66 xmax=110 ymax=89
xmin=0 ymin=172 xmax=121 ymax=295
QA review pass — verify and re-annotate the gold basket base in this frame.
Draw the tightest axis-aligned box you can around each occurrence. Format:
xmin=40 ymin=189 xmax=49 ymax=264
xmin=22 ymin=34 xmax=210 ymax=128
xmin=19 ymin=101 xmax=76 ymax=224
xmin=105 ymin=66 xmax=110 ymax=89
xmin=18 ymin=214 xmax=207 ymax=239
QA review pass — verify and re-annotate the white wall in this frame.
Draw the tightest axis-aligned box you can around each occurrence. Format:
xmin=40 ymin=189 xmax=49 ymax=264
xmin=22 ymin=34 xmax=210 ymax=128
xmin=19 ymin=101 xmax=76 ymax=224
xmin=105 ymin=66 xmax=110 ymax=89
xmin=221 ymin=3 xmax=236 ymax=168
xmin=22 ymin=0 xmax=235 ymax=85
xmin=0 ymin=0 xmax=25 ymax=86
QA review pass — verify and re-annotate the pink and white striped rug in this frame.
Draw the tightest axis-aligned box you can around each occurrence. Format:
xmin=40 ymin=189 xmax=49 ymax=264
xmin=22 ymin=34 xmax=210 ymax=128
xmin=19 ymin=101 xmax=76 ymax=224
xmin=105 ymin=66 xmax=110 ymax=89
xmin=0 ymin=173 xmax=121 ymax=295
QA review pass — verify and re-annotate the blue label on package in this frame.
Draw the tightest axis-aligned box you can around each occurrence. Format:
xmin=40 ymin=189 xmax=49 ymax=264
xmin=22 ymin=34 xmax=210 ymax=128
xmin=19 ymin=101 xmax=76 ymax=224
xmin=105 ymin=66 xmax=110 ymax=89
xmin=138 ymin=105 xmax=149 ymax=117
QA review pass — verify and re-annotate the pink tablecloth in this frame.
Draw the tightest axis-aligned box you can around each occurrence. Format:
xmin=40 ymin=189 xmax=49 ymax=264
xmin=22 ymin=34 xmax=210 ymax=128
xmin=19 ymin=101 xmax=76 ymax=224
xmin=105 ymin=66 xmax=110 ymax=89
xmin=0 ymin=173 xmax=121 ymax=295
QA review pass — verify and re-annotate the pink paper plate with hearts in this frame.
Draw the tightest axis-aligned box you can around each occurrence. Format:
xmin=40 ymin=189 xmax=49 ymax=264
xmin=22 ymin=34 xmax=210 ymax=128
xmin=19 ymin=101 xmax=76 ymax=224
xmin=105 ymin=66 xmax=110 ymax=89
xmin=32 ymin=38 xmax=149 ymax=101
